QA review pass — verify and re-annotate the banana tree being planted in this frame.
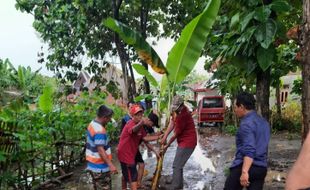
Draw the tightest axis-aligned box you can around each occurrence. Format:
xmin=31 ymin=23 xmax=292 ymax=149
xmin=103 ymin=0 xmax=221 ymax=188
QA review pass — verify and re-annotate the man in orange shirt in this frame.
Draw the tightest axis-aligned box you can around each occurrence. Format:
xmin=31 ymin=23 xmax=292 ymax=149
xmin=86 ymin=105 xmax=118 ymax=190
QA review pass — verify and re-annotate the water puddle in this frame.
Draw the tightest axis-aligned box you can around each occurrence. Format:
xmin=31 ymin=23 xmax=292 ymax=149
xmin=192 ymin=142 xmax=216 ymax=174
xmin=265 ymin=170 xmax=286 ymax=182
xmin=141 ymin=129 xmax=220 ymax=190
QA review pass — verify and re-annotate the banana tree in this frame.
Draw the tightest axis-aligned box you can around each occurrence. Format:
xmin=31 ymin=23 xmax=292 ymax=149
xmin=104 ymin=0 xmax=220 ymax=188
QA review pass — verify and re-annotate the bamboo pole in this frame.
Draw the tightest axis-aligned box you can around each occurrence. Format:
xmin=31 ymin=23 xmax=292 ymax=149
xmin=151 ymin=113 xmax=173 ymax=189
xmin=151 ymin=144 xmax=165 ymax=190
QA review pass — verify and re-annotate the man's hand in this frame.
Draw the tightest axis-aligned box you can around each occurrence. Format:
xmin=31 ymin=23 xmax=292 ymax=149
xmin=109 ymin=164 xmax=118 ymax=174
xmin=240 ymin=171 xmax=250 ymax=187
xmin=140 ymin=118 xmax=147 ymax=125
xmin=161 ymin=144 xmax=169 ymax=154
xmin=155 ymin=150 xmax=161 ymax=159
xmin=160 ymin=135 xmax=167 ymax=145
xmin=159 ymin=133 xmax=164 ymax=140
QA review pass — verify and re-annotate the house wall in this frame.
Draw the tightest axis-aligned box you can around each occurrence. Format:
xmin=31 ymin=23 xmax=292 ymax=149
xmin=269 ymin=73 xmax=301 ymax=108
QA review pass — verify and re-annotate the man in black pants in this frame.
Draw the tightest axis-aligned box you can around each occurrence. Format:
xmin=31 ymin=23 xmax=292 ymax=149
xmin=224 ymin=92 xmax=270 ymax=190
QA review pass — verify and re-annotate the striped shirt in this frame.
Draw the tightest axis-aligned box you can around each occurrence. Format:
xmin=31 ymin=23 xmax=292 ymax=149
xmin=86 ymin=120 xmax=112 ymax=173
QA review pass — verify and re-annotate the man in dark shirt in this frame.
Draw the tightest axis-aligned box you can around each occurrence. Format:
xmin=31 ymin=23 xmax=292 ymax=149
xmin=120 ymin=101 xmax=134 ymax=134
xmin=161 ymin=95 xmax=197 ymax=190
xmin=224 ymin=92 xmax=270 ymax=190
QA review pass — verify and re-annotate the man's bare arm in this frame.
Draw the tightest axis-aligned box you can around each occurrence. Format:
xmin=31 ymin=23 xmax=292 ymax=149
xmin=286 ymin=133 xmax=310 ymax=190
xmin=97 ymin=146 xmax=117 ymax=173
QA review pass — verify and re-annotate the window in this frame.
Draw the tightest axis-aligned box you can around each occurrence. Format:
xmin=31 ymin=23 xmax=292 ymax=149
xmin=202 ymin=98 xmax=223 ymax=108
xmin=280 ymin=91 xmax=289 ymax=103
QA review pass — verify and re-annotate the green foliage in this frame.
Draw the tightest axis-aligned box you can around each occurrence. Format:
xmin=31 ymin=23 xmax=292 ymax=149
xmin=291 ymin=77 xmax=302 ymax=95
xmin=174 ymin=70 xmax=209 ymax=99
xmin=16 ymin=0 xmax=113 ymax=82
xmin=38 ymin=82 xmax=54 ymax=114
xmin=0 ymin=58 xmax=56 ymax=106
xmin=223 ymin=125 xmax=238 ymax=135
xmin=271 ymin=41 xmax=300 ymax=88
xmin=106 ymin=122 xmax=119 ymax=142
xmin=205 ymin=0 xmax=300 ymax=98
xmin=271 ymin=101 xmax=302 ymax=132
xmin=15 ymin=0 xmax=167 ymax=84
xmin=0 ymin=88 xmax=125 ymax=189
xmin=103 ymin=0 xmax=220 ymax=115
xmin=103 ymin=18 xmax=166 ymax=74
xmin=134 ymin=94 xmax=153 ymax=102
xmin=159 ymin=0 xmax=208 ymax=40
xmin=158 ymin=75 xmax=169 ymax=112
xmin=166 ymin=0 xmax=220 ymax=85
xmin=0 ymin=150 xmax=6 ymax=162
xmin=9 ymin=65 xmax=41 ymax=95
xmin=0 ymin=59 xmax=15 ymax=90
xmin=106 ymin=81 xmax=121 ymax=99
xmin=257 ymin=46 xmax=275 ymax=71
xmin=0 ymin=59 xmax=15 ymax=106
xmin=132 ymin=64 xmax=158 ymax=87
xmin=0 ymin=98 xmax=29 ymax=122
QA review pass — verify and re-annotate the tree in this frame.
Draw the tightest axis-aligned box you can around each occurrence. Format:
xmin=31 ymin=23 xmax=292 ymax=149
xmin=204 ymin=0 xmax=298 ymax=121
xmin=15 ymin=0 xmax=164 ymax=101
xmin=159 ymin=0 xmax=208 ymax=40
xmin=111 ymin=0 xmax=132 ymax=101
xmin=301 ymin=0 xmax=310 ymax=141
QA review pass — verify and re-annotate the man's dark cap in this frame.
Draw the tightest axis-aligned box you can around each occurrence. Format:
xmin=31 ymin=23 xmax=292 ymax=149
xmin=148 ymin=112 xmax=159 ymax=128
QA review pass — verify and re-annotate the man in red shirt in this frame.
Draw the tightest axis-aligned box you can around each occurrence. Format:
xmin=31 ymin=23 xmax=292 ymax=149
xmin=161 ymin=95 xmax=197 ymax=190
xmin=117 ymin=104 xmax=161 ymax=190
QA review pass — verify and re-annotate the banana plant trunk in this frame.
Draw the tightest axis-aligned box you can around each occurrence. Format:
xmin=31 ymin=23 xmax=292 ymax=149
xmin=151 ymin=145 xmax=165 ymax=190
xmin=151 ymin=118 xmax=170 ymax=190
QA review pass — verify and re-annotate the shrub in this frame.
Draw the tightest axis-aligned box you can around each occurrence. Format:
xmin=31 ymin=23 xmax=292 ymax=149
xmin=271 ymin=101 xmax=302 ymax=133
xmin=223 ymin=125 xmax=237 ymax=135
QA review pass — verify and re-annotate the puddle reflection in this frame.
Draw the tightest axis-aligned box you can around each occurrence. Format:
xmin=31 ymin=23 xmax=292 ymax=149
xmin=192 ymin=139 xmax=216 ymax=174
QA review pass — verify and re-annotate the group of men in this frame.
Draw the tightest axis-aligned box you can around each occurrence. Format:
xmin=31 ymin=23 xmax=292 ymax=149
xmin=84 ymin=92 xmax=310 ymax=190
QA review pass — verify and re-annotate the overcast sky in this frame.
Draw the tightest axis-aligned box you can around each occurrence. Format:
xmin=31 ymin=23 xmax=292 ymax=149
xmin=0 ymin=1 xmax=209 ymax=79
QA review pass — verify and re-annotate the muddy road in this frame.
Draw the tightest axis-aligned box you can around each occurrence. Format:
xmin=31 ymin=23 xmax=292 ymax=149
xmin=58 ymin=127 xmax=301 ymax=190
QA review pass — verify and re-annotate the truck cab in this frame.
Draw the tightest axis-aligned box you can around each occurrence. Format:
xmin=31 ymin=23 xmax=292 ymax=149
xmin=197 ymin=96 xmax=225 ymax=127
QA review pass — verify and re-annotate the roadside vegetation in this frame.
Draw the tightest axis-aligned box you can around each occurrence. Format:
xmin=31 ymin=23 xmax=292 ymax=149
xmin=2 ymin=0 xmax=310 ymax=189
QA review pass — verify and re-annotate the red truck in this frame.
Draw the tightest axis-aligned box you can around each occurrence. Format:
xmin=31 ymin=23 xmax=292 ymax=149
xmin=197 ymin=96 xmax=225 ymax=127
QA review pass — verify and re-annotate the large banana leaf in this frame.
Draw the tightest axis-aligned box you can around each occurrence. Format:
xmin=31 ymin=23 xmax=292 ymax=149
xmin=166 ymin=0 xmax=221 ymax=84
xmin=132 ymin=64 xmax=158 ymax=87
xmin=159 ymin=75 xmax=168 ymax=98
xmin=103 ymin=18 xmax=166 ymax=74
xmin=158 ymin=75 xmax=169 ymax=113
